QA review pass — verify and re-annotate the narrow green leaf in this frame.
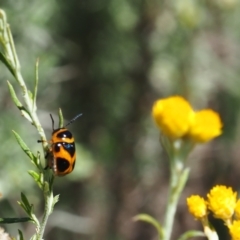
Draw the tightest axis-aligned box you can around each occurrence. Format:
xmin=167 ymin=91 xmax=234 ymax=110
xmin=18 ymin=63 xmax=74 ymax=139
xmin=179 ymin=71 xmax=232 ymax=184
xmin=18 ymin=229 xmax=25 ymax=240
xmin=53 ymin=194 xmax=59 ymax=206
xmin=29 ymin=212 xmax=40 ymax=227
xmin=35 ymin=152 xmax=45 ymax=173
xmin=20 ymin=192 xmax=31 ymax=213
xmin=12 ymin=130 xmax=35 ymax=161
xmin=178 ymin=230 xmax=205 ymax=240
xmin=0 ymin=51 xmax=15 ymax=76
xmin=7 ymin=80 xmax=23 ymax=108
xmin=29 ymin=203 xmax=34 ymax=216
xmin=28 ymin=170 xmax=40 ymax=181
xmin=36 ymin=151 xmax=41 ymax=166
xmin=28 ymin=170 xmax=43 ymax=190
xmin=31 ymin=155 xmax=40 ymax=169
xmin=20 ymin=110 xmax=33 ymax=123
xmin=58 ymin=108 xmax=64 ymax=128
xmin=0 ymin=8 xmax=7 ymax=25
xmin=133 ymin=214 xmax=163 ymax=239
xmin=32 ymin=58 xmax=39 ymax=112
xmin=24 ymin=202 xmax=39 ymax=227
xmin=5 ymin=21 xmax=19 ymax=68
xmin=17 ymin=201 xmax=28 ymax=214
xmin=7 ymin=81 xmax=32 ymax=122
xmin=28 ymin=151 xmax=43 ymax=171
xmin=0 ymin=217 xmax=31 ymax=224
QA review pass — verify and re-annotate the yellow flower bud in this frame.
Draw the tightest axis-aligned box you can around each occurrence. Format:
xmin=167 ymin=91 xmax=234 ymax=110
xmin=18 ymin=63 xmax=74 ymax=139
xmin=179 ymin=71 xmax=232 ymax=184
xmin=187 ymin=195 xmax=207 ymax=219
xmin=207 ymin=185 xmax=237 ymax=221
xmin=152 ymin=96 xmax=193 ymax=139
xmin=188 ymin=109 xmax=222 ymax=143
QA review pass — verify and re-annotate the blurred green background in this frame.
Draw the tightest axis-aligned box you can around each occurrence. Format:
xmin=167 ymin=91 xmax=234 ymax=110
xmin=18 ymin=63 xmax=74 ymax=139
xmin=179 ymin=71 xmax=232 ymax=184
xmin=0 ymin=0 xmax=240 ymax=239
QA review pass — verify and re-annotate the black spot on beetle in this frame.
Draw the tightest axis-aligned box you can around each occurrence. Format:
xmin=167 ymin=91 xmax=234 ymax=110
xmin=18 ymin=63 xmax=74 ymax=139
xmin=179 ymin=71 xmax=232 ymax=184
xmin=57 ymin=130 xmax=73 ymax=139
xmin=56 ymin=158 xmax=70 ymax=172
xmin=62 ymin=142 xmax=75 ymax=157
xmin=54 ymin=143 xmax=61 ymax=152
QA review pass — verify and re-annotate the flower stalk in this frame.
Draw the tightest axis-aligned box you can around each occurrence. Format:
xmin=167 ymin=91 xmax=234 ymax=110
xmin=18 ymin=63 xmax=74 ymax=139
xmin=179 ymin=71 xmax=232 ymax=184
xmin=134 ymin=96 xmax=223 ymax=240
xmin=163 ymin=160 xmax=189 ymax=240
xmin=162 ymin=138 xmax=191 ymax=240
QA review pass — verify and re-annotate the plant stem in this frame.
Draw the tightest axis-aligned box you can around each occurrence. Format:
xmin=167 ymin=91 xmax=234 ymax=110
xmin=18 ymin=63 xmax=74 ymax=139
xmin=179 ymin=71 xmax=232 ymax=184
xmin=0 ymin=9 xmax=54 ymax=240
xmin=162 ymin=158 xmax=189 ymax=240
xmin=36 ymin=191 xmax=53 ymax=240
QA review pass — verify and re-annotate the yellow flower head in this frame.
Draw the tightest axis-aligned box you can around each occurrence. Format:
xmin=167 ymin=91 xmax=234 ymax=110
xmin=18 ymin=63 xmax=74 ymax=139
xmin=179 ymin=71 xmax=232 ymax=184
xmin=188 ymin=109 xmax=223 ymax=143
xmin=152 ymin=96 xmax=193 ymax=139
xmin=207 ymin=185 xmax=237 ymax=221
xmin=187 ymin=195 xmax=207 ymax=219
xmin=229 ymin=220 xmax=240 ymax=240
xmin=235 ymin=200 xmax=240 ymax=220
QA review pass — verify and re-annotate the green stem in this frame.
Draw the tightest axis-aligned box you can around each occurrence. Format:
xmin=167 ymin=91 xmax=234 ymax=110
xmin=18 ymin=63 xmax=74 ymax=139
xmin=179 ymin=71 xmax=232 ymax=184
xmin=36 ymin=191 xmax=54 ymax=240
xmin=162 ymin=159 xmax=189 ymax=240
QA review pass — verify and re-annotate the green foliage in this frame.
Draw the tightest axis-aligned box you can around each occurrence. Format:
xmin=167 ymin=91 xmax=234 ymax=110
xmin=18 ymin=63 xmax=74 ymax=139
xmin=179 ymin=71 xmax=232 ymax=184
xmin=12 ymin=131 xmax=37 ymax=162
xmin=0 ymin=8 xmax=59 ymax=240
xmin=133 ymin=214 xmax=163 ymax=238
xmin=17 ymin=192 xmax=39 ymax=226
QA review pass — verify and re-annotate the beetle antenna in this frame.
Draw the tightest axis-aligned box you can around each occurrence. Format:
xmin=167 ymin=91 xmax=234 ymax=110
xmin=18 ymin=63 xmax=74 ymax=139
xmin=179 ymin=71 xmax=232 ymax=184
xmin=50 ymin=114 xmax=55 ymax=131
xmin=65 ymin=113 xmax=82 ymax=128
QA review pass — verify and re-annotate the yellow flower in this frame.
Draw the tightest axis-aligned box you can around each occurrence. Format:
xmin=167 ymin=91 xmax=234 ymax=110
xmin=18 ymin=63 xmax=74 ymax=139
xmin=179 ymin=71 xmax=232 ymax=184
xmin=235 ymin=200 xmax=240 ymax=220
xmin=188 ymin=109 xmax=223 ymax=143
xmin=229 ymin=220 xmax=240 ymax=240
xmin=207 ymin=185 xmax=237 ymax=221
xmin=187 ymin=195 xmax=207 ymax=219
xmin=152 ymin=96 xmax=194 ymax=139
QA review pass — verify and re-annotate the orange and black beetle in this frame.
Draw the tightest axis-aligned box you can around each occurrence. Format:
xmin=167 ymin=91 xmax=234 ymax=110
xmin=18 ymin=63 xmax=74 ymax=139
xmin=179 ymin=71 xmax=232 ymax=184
xmin=40 ymin=113 xmax=82 ymax=176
